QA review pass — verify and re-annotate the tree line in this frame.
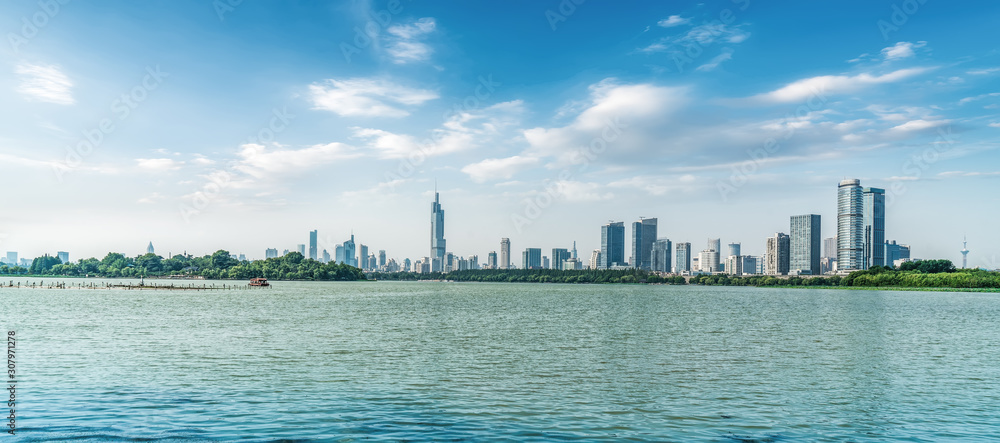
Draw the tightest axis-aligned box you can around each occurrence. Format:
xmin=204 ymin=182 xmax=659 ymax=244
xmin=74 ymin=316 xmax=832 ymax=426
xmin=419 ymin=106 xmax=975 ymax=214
xmin=3 ymin=251 xmax=366 ymax=281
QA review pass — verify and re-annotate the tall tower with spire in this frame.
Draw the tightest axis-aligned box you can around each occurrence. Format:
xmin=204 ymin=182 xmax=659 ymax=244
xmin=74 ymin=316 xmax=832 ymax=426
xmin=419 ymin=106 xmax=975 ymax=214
xmin=147 ymin=242 xmax=154 ymax=255
xmin=430 ymin=188 xmax=446 ymax=271
xmin=961 ymin=237 xmax=969 ymax=269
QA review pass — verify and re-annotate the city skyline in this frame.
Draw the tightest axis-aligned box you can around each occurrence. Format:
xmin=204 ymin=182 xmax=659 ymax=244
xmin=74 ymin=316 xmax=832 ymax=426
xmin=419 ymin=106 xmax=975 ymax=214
xmin=1 ymin=1 xmax=997 ymax=267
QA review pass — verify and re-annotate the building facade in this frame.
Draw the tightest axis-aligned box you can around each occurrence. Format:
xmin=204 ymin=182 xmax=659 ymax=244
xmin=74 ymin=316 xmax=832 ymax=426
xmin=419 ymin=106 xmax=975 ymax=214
xmin=551 ymin=248 xmax=571 ymax=270
xmin=522 ymin=248 xmax=542 ymax=269
xmin=630 ymin=217 xmax=658 ymax=270
xmin=790 ymin=214 xmax=821 ymax=275
xmin=309 ymin=230 xmax=317 ymax=260
xmin=431 ymin=191 xmax=446 ymax=270
xmin=651 ymin=238 xmax=672 ymax=273
xmin=601 ymin=221 xmax=626 ymax=269
xmin=766 ymin=232 xmax=790 ymax=276
xmin=863 ymin=187 xmax=886 ymax=268
xmin=500 ymin=238 xmax=510 ymax=269
xmin=674 ymin=242 xmax=692 ymax=273
xmin=837 ymin=179 xmax=864 ymax=271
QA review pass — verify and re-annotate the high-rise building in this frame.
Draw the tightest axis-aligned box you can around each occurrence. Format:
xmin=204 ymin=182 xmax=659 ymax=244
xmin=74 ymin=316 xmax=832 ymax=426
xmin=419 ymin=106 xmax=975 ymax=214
xmin=487 ymin=251 xmax=498 ymax=269
xmin=674 ymin=242 xmax=691 ymax=273
xmin=147 ymin=242 xmax=155 ymax=255
xmin=309 ymin=230 xmax=318 ymax=260
xmin=322 ymin=249 xmax=330 ymax=263
xmin=961 ymin=237 xmax=969 ymax=269
xmin=265 ymin=248 xmax=278 ymax=259
xmin=522 ymin=248 xmax=542 ymax=269
xmin=766 ymin=232 xmax=790 ymax=275
xmin=342 ymin=235 xmax=356 ymax=267
xmin=837 ymin=179 xmax=864 ymax=271
xmin=601 ymin=221 xmax=626 ymax=268
xmin=403 ymin=258 xmax=412 ymax=272
xmin=571 ymin=241 xmax=578 ymax=259
xmin=790 ymin=214 xmax=821 ymax=275
xmin=863 ymin=187 xmax=886 ymax=268
xmin=698 ymin=250 xmax=719 ymax=273
xmin=431 ymin=191 xmax=446 ymax=269
xmin=823 ymin=237 xmax=837 ymax=259
xmin=728 ymin=243 xmax=741 ymax=258
xmin=359 ymin=244 xmax=369 ymax=270
xmin=590 ymin=250 xmax=602 ymax=269
xmin=706 ymin=238 xmax=721 ymax=272
xmin=283 ymin=249 xmax=290 ymax=256
xmin=631 ymin=217 xmax=657 ymax=270
xmin=500 ymin=238 xmax=511 ymax=269
xmin=57 ymin=251 xmax=69 ymax=264
xmin=884 ymin=240 xmax=911 ymax=268
xmin=469 ymin=255 xmax=479 ymax=270
xmin=542 ymin=256 xmax=550 ymax=269
xmin=651 ymin=238 xmax=672 ymax=273
xmin=297 ymin=244 xmax=306 ymax=256
xmin=335 ymin=245 xmax=345 ymax=263
xmin=378 ymin=250 xmax=386 ymax=269
xmin=5 ymin=252 xmax=16 ymax=266
xmin=551 ymin=248 xmax=571 ymax=270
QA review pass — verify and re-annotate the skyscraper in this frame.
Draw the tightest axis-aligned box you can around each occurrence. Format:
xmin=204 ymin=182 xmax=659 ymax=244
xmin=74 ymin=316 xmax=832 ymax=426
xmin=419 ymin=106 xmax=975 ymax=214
xmin=674 ymin=242 xmax=691 ymax=273
xmin=335 ymin=245 xmax=345 ymax=263
xmin=500 ymin=238 xmax=510 ymax=269
xmin=590 ymin=249 xmax=602 ymax=269
xmin=823 ymin=237 xmax=837 ymax=259
xmin=322 ymin=249 xmax=330 ymax=263
xmin=571 ymin=241 xmax=578 ymax=259
xmin=766 ymin=232 xmax=790 ymax=276
xmin=728 ymin=243 xmax=741 ymax=257
xmin=147 ymin=242 xmax=155 ymax=254
xmin=707 ymin=238 xmax=721 ymax=272
xmin=863 ymin=187 xmax=886 ymax=268
xmin=651 ymin=238 xmax=672 ymax=273
xmin=359 ymin=244 xmax=369 ymax=270
xmin=297 ymin=244 xmax=306 ymax=256
xmin=551 ymin=248 xmax=571 ymax=271
xmin=378 ymin=250 xmax=386 ymax=269
xmin=5 ymin=252 xmax=16 ymax=266
xmin=487 ymin=251 xmax=497 ymax=269
xmin=790 ymin=214 xmax=821 ymax=275
xmin=698 ymin=250 xmax=719 ymax=273
xmin=837 ymin=179 xmax=864 ymax=271
xmin=961 ymin=237 xmax=969 ymax=269
xmin=522 ymin=248 xmax=542 ymax=269
xmin=309 ymin=230 xmax=318 ymax=260
xmin=265 ymin=248 xmax=278 ymax=259
xmin=631 ymin=217 xmax=657 ymax=270
xmin=431 ymin=191 xmax=446 ymax=270
xmin=342 ymin=235 xmax=356 ymax=267
xmin=601 ymin=221 xmax=625 ymax=269
xmin=57 ymin=251 xmax=69 ymax=264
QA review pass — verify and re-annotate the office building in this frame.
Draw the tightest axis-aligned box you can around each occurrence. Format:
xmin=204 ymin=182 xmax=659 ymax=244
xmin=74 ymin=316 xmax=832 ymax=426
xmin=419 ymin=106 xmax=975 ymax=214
xmin=790 ymin=214 xmax=821 ymax=275
xmin=322 ymin=249 xmax=330 ymax=263
xmin=342 ymin=235 xmax=356 ymax=267
xmin=522 ymin=248 xmax=542 ymax=269
xmin=403 ymin=258 xmax=412 ymax=272
xmin=359 ymin=244 xmax=369 ymax=270
xmin=335 ymin=245 xmax=345 ymax=263
xmin=564 ymin=257 xmax=583 ymax=270
xmin=431 ymin=191 xmax=447 ymax=269
xmin=378 ymin=250 xmax=386 ymax=269
xmin=57 ymin=251 xmax=69 ymax=264
xmin=147 ymin=242 xmax=155 ymax=255
xmin=297 ymin=244 xmax=306 ymax=256
xmin=308 ymin=230 xmax=318 ymax=260
xmin=823 ymin=237 xmax=837 ymax=259
xmin=631 ymin=217 xmax=658 ymax=270
xmin=5 ymin=252 xmax=16 ymax=266
xmin=542 ymin=256 xmax=550 ymax=269
xmin=571 ymin=241 xmax=578 ymax=259
xmin=885 ymin=240 xmax=911 ymax=267
xmin=651 ymin=238 xmax=672 ymax=273
xmin=552 ymin=248 xmax=571 ymax=270
xmin=590 ymin=250 xmax=602 ymax=270
xmin=707 ymin=238 xmax=721 ymax=272
xmin=698 ymin=250 xmax=719 ymax=273
xmin=863 ymin=187 xmax=886 ymax=268
xmin=487 ymin=251 xmax=497 ymax=269
xmin=283 ymin=249 xmax=290 ymax=256
xmin=500 ymin=238 xmax=511 ymax=269
xmin=469 ymin=255 xmax=479 ymax=270
xmin=601 ymin=221 xmax=626 ymax=268
xmin=766 ymin=232 xmax=790 ymax=276
xmin=728 ymin=243 xmax=741 ymax=258
xmin=837 ymin=179 xmax=864 ymax=271
xmin=674 ymin=242 xmax=692 ymax=273
xmin=265 ymin=248 xmax=278 ymax=259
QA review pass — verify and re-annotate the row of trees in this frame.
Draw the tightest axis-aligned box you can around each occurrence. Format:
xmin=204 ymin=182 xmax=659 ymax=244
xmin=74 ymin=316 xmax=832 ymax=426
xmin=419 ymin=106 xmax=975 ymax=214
xmin=374 ymin=268 xmax=686 ymax=284
xmin=4 ymin=251 xmax=366 ymax=281
xmin=689 ymin=260 xmax=1000 ymax=289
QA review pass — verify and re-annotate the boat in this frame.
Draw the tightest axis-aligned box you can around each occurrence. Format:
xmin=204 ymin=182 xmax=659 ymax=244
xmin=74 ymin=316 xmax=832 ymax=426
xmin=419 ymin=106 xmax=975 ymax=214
xmin=249 ymin=278 xmax=270 ymax=287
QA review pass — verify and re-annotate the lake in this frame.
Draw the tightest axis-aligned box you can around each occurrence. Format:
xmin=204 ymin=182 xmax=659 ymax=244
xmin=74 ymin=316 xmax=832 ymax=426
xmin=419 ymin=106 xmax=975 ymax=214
xmin=3 ymin=279 xmax=999 ymax=441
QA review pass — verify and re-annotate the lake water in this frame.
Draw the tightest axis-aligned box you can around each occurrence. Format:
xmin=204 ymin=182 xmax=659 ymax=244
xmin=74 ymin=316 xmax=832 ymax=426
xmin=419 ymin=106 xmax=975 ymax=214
xmin=2 ymin=279 xmax=999 ymax=441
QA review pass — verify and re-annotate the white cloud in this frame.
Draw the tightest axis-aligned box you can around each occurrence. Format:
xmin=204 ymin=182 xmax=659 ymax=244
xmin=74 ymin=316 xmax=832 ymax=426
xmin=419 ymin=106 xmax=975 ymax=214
xmin=308 ymin=78 xmax=438 ymax=117
xmin=15 ymin=63 xmax=74 ymax=105
xmin=137 ymin=192 xmax=164 ymax=204
xmin=881 ymin=41 xmax=925 ymax=60
xmin=461 ymin=155 xmax=539 ymax=183
xmin=386 ymin=18 xmax=436 ymax=64
xmin=890 ymin=119 xmax=950 ymax=132
xmin=750 ymin=68 xmax=931 ymax=103
xmin=958 ymin=92 xmax=1000 ymax=105
xmin=191 ymin=155 xmax=215 ymax=166
xmin=352 ymin=100 xmax=524 ymax=159
xmin=235 ymin=142 xmax=361 ymax=178
xmin=657 ymin=15 xmax=689 ymax=28
xmin=640 ymin=22 xmax=750 ymax=53
xmin=967 ymin=67 xmax=1000 ymax=75
xmin=990 ymin=122 xmax=1000 ymax=128
xmin=549 ymin=180 xmax=613 ymax=202
xmin=696 ymin=49 xmax=733 ymax=72
xmin=136 ymin=158 xmax=183 ymax=171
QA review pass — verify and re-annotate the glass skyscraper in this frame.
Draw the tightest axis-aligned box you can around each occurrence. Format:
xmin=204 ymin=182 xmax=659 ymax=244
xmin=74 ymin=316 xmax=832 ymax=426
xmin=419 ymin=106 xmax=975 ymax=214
xmin=790 ymin=214 xmax=821 ymax=275
xmin=600 ymin=221 xmax=625 ymax=269
xmin=837 ymin=179 xmax=864 ymax=271
xmin=308 ymin=230 xmax=317 ymax=260
xmin=651 ymin=238 xmax=672 ymax=273
xmin=674 ymin=242 xmax=691 ymax=273
xmin=630 ymin=217 xmax=657 ymax=270
xmin=431 ymin=191 xmax=446 ymax=271
xmin=863 ymin=187 xmax=886 ymax=269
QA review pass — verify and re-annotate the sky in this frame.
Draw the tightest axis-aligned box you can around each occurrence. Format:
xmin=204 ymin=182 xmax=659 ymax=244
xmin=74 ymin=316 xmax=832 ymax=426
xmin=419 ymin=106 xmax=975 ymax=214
xmin=1 ymin=0 xmax=998 ymax=268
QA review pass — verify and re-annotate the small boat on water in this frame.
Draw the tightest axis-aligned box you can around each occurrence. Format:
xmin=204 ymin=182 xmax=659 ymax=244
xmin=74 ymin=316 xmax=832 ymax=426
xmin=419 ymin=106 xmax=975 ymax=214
xmin=249 ymin=278 xmax=270 ymax=287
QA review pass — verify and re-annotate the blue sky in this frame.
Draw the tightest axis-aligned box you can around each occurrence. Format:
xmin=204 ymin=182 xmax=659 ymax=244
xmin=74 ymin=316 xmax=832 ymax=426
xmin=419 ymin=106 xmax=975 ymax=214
xmin=1 ymin=0 xmax=998 ymax=267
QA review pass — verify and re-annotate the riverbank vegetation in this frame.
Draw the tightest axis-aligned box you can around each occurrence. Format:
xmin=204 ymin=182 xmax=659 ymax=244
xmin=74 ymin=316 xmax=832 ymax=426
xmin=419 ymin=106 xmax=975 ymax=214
xmin=2 ymin=251 xmax=366 ymax=281
xmin=374 ymin=268 xmax=687 ymax=284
